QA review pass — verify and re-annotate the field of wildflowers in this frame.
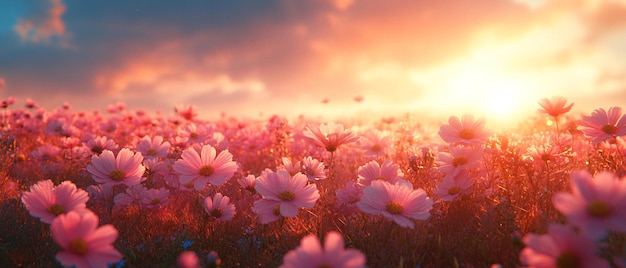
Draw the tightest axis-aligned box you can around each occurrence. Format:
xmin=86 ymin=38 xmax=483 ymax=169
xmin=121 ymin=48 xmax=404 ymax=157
xmin=1 ymin=96 xmax=625 ymax=267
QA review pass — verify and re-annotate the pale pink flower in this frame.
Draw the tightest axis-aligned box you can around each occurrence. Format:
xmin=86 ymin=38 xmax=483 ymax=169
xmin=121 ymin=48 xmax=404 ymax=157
xmin=51 ymin=211 xmax=123 ymax=268
xmin=30 ymin=144 xmax=61 ymax=161
xmin=278 ymin=157 xmax=301 ymax=176
xmin=173 ymin=144 xmax=238 ymax=190
xmin=83 ymin=136 xmax=118 ymax=155
xmin=177 ymin=251 xmax=200 ymax=268
xmin=86 ymin=148 xmax=146 ymax=186
xmin=254 ymin=170 xmax=320 ymax=218
xmin=175 ymin=104 xmax=199 ymax=121
xmin=538 ymin=96 xmax=574 ymax=118
xmin=520 ymin=223 xmax=609 ymax=268
xmin=434 ymin=170 xmax=474 ymax=201
xmin=177 ymin=123 xmax=212 ymax=145
xmin=136 ymin=135 xmax=170 ymax=160
xmin=280 ymin=231 xmax=367 ymax=268
xmin=438 ymin=114 xmax=492 ymax=145
xmin=552 ymin=170 xmax=626 ymax=239
xmin=358 ymin=130 xmax=393 ymax=159
xmin=301 ymin=156 xmax=326 ymax=181
xmin=578 ymin=107 xmax=626 ymax=144
xmin=204 ymin=193 xmax=236 ymax=221
xmin=303 ymin=122 xmax=358 ymax=152
xmin=113 ymin=185 xmax=146 ymax=208
xmin=21 ymin=180 xmax=91 ymax=224
xmin=336 ymin=181 xmax=363 ymax=208
xmin=252 ymin=199 xmax=282 ymax=224
xmin=357 ymin=180 xmax=433 ymax=229
xmin=237 ymin=174 xmax=257 ymax=193
xmin=356 ymin=159 xmax=405 ymax=187
xmin=436 ymin=145 xmax=482 ymax=176
xmin=140 ymin=188 xmax=170 ymax=209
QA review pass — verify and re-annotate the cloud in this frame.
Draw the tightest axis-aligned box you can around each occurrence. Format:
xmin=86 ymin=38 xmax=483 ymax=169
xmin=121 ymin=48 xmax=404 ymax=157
xmin=13 ymin=0 xmax=71 ymax=46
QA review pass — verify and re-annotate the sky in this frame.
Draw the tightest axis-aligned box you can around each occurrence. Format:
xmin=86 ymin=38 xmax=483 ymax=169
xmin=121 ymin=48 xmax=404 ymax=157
xmin=1 ymin=0 xmax=626 ymax=128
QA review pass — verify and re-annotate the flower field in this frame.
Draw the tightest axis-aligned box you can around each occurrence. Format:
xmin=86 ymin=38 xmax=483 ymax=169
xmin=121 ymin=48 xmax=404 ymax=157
xmin=1 ymin=96 xmax=625 ymax=267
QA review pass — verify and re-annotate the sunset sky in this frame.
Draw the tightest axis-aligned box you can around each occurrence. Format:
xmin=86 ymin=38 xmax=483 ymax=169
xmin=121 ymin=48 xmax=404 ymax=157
xmin=1 ymin=0 xmax=626 ymax=128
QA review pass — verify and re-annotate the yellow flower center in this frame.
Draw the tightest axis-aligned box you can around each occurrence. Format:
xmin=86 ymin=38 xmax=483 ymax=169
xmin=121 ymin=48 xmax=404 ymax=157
xmin=199 ymin=165 xmax=214 ymax=177
xmin=69 ymin=238 xmax=89 ymax=256
xmin=210 ymin=208 xmax=223 ymax=218
xmin=452 ymin=156 xmax=467 ymax=167
xmin=273 ymin=206 xmax=281 ymax=216
xmin=371 ymin=144 xmax=382 ymax=152
xmin=278 ymin=190 xmax=296 ymax=201
xmin=91 ymin=146 xmax=103 ymax=154
xmin=601 ymin=124 xmax=617 ymax=135
xmin=458 ymin=129 xmax=475 ymax=140
xmin=325 ymin=145 xmax=337 ymax=152
xmin=556 ymin=251 xmax=580 ymax=268
xmin=448 ymin=186 xmax=461 ymax=196
xmin=146 ymin=148 xmax=157 ymax=156
xmin=47 ymin=204 xmax=65 ymax=216
xmin=386 ymin=201 xmax=403 ymax=215
xmin=305 ymin=167 xmax=316 ymax=176
xmin=587 ymin=200 xmax=611 ymax=218
xmin=150 ymin=198 xmax=161 ymax=205
xmin=108 ymin=169 xmax=125 ymax=181
xmin=184 ymin=182 xmax=195 ymax=189
xmin=190 ymin=132 xmax=199 ymax=139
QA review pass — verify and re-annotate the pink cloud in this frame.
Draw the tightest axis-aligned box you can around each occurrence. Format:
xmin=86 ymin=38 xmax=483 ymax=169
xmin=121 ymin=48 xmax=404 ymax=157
xmin=14 ymin=0 xmax=71 ymax=46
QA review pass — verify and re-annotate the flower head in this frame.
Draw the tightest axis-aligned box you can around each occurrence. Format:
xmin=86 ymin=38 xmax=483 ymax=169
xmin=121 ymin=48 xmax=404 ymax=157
xmin=204 ymin=193 xmax=236 ymax=221
xmin=578 ymin=107 xmax=626 ymax=144
xmin=280 ymin=231 xmax=367 ymax=268
xmin=552 ymin=170 xmax=626 ymax=239
xmin=140 ymin=187 xmax=170 ymax=209
xmin=538 ymin=96 xmax=574 ymax=118
xmin=438 ymin=114 xmax=492 ymax=145
xmin=21 ymin=180 xmax=91 ymax=224
xmin=357 ymin=180 xmax=433 ymax=228
xmin=254 ymin=170 xmax=320 ymax=218
xmin=87 ymin=148 xmax=145 ymax=186
xmin=356 ymin=159 xmax=405 ymax=187
xmin=50 ymin=211 xmax=123 ymax=268
xmin=520 ymin=223 xmax=609 ymax=268
xmin=301 ymin=156 xmax=326 ymax=181
xmin=136 ymin=135 xmax=170 ymax=160
xmin=173 ymin=144 xmax=238 ymax=190
xmin=434 ymin=170 xmax=474 ymax=201
xmin=303 ymin=123 xmax=358 ymax=152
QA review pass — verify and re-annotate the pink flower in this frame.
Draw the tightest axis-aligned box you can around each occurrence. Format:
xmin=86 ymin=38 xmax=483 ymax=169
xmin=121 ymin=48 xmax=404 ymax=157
xmin=238 ymin=174 xmax=257 ymax=193
xmin=538 ymin=96 xmax=574 ymax=118
xmin=278 ymin=157 xmax=301 ymax=176
xmin=254 ymin=170 xmax=320 ymax=218
xmin=520 ymin=223 xmax=609 ymax=268
xmin=140 ymin=187 xmax=170 ymax=209
xmin=51 ymin=211 xmax=123 ymax=268
xmin=136 ymin=135 xmax=170 ymax=160
xmin=204 ymin=193 xmax=236 ymax=221
xmin=357 ymin=180 xmax=433 ymax=229
xmin=436 ymin=145 xmax=482 ymax=176
xmin=434 ymin=170 xmax=474 ymax=201
xmin=21 ymin=180 xmax=91 ymax=224
xmin=438 ymin=114 xmax=492 ymax=145
xmin=252 ymin=199 xmax=282 ymax=224
xmin=358 ymin=130 xmax=393 ymax=159
xmin=303 ymin=122 xmax=358 ymax=152
xmin=175 ymin=104 xmax=198 ymax=121
xmin=356 ymin=159 xmax=405 ymax=187
xmin=301 ymin=156 xmax=326 ymax=181
xmin=173 ymin=144 xmax=238 ymax=190
xmin=336 ymin=181 xmax=363 ymax=208
xmin=280 ymin=231 xmax=367 ymax=268
xmin=86 ymin=148 xmax=146 ymax=186
xmin=177 ymin=251 xmax=200 ymax=268
xmin=552 ymin=170 xmax=626 ymax=239
xmin=83 ymin=136 xmax=118 ymax=155
xmin=578 ymin=107 xmax=626 ymax=144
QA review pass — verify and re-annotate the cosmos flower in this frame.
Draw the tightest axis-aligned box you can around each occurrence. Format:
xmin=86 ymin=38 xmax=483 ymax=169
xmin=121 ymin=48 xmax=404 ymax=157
xmin=280 ymin=231 xmax=367 ymax=268
xmin=358 ymin=130 xmax=393 ymax=159
xmin=50 ymin=211 xmax=123 ymax=268
xmin=537 ymin=96 xmax=574 ymax=118
xmin=140 ymin=187 xmax=170 ymax=209
xmin=252 ymin=199 xmax=282 ymax=224
xmin=434 ymin=170 xmax=474 ymax=201
xmin=204 ymin=193 xmax=236 ymax=221
xmin=552 ymin=170 xmax=626 ymax=239
xmin=436 ymin=145 xmax=482 ymax=176
xmin=83 ymin=136 xmax=118 ymax=155
xmin=336 ymin=181 xmax=363 ymax=208
xmin=175 ymin=104 xmax=199 ymax=121
xmin=301 ymin=156 xmax=326 ymax=181
xmin=357 ymin=180 xmax=433 ymax=229
xmin=356 ymin=159 xmax=405 ymax=187
xmin=303 ymin=122 xmax=358 ymax=152
xmin=173 ymin=144 xmax=238 ymax=190
xmin=438 ymin=114 xmax=492 ymax=145
xmin=278 ymin=157 xmax=302 ymax=176
xmin=21 ymin=180 xmax=91 ymax=224
xmin=578 ymin=107 xmax=626 ymax=144
xmin=254 ymin=170 xmax=320 ymax=218
xmin=237 ymin=174 xmax=257 ymax=193
xmin=86 ymin=148 xmax=146 ymax=187
xmin=520 ymin=223 xmax=609 ymax=268
xmin=135 ymin=135 xmax=170 ymax=160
